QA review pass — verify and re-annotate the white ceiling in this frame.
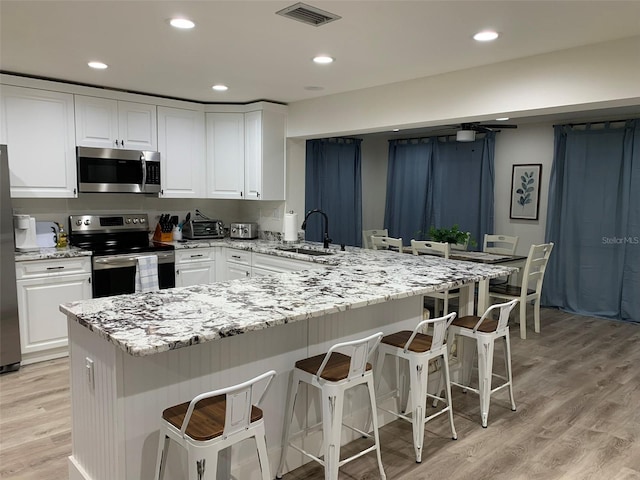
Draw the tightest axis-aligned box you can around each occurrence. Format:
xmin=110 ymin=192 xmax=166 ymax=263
xmin=2 ymin=0 xmax=640 ymax=106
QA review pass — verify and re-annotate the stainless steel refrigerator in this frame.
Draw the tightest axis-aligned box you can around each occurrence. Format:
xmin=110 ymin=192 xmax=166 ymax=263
xmin=0 ymin=145 xmax=21 ymax=373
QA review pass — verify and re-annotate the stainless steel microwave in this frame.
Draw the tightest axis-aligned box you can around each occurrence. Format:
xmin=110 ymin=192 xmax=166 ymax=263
xmin=77 ymin=147 xmax=161 ymax=194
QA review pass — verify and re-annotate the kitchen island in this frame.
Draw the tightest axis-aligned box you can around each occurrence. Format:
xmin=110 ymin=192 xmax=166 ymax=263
xmin=61 ymin=244 xmax=515 ymax=480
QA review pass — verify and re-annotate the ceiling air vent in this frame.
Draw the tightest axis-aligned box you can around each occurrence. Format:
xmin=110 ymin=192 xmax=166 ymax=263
xmin=276 ymin=2 xmax=341 ymax=27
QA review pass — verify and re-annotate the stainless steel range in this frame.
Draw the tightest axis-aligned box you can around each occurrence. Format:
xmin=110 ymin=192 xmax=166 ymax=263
xmin=69 ymin=213 xmax=175 ymax=298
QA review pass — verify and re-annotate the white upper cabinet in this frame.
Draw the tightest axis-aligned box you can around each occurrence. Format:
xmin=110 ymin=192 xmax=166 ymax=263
xmin=157 ymin=107 xmax=205 ymax=198
xmin=205 ymin=112 xmax=245 ymax=199
xmin=206 ymin=107 xmax=285 ymax=200
xmin=0 ymin=85 xmax=77 ymax=198
xmin=244 ymin=109 xmax=285 ymax=201
xmin=75 ymin=96 xmax=157 ymax=150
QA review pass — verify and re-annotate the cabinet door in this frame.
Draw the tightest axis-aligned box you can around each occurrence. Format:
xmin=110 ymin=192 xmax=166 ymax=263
xmin=245 ymin=109 xmax=286 ymax=201
xmin=206 ymin=112 xmax=244 ymax=199
xmin=118 ymin=101 xmax=157 ymax=150
xmin=74 ymin=95 xmax=119 ymax=148
xmin=175 ymin=262 xmax=215 ymax=287
xmin=244 ymin=111 xmax=262 ymax=200
xmin=226 ymin=262 xmax=251 ymax=280
xmin=158 ymin=107 xmax=205 ymax=198
xmin=16 ymin=273 xmax=91 ymax=359
xmin=1 ymin=85 xmax=77 ymax=198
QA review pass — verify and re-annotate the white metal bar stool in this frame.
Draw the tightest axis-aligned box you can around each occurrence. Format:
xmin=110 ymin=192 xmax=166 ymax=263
xmin=155 ymin=370 xmax=276 ymax=480
xmin=276 ymin=332 xmax=386 ymax=480
xmin=444 ymin=299 xmax=519 ymax=427
xmin=374 ymin=312 xmax=458 ymax=463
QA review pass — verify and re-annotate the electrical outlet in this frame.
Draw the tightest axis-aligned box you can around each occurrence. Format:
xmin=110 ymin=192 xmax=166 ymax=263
xmin=85 ymin=357 xmax=95 ymax=389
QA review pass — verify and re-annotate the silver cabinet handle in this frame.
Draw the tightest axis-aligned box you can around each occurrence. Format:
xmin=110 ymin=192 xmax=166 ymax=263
xmin=231 ymin=255 xmax=241 ymax=259
xmin=46 ymin=266 xmax=65 ymax=270
xmin=190 ymin=254 xmax=204 ymax=258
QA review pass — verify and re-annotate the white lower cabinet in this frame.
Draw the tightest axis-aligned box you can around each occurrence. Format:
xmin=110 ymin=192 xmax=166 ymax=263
xmin=224 ymin=248 xmax=252 ymax=280
xmin=15 ymin=257 xmax=92 ymax=364
xmin=175 ymin=248 xmax=216 ymax=287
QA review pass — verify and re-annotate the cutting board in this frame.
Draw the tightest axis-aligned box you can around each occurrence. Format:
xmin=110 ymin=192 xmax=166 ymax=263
xmin=36 ymin=221 xmax=59 ymax=248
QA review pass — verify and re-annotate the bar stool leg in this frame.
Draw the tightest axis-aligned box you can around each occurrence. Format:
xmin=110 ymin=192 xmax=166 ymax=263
xmin=504 ymin=335 xmax=517 ymax=412
xmin=254 ymin=425 xmax=272 ymax=480
xmin=276 ymin=371 xmax=301 ymax=479
xmin=408 ymin=358 xmax=428 ymax=463
xmin=322 ymin=385 xmax=344 ymax=480
xmin=186 ymin=447 xmax=211 ymax=480
xmin=365 ymin=375 xmax=387 ymax=480
xmin=519 ymin=300 xmax=527 ymax=340
xmin=476 ymin=337 xmax=495 ymax=428
xmin=440 ymin=352 xmax=458 ymax=440
xmin=155 ymin=425 xmax=169 ymax=480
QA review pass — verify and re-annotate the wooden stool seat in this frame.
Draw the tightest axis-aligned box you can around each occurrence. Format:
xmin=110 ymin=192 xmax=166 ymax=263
xmin=451 ymin=315 xmax=499 ymax=333
xmin=489 ymin=284 xmax=535 ymax=296
xmin=295 ymin=351 xmax=372 ymax=381
xmin=381 ymin=331 xmax=433 ymax=352
xmin=162 ymin=396 xmax=264 ymax=441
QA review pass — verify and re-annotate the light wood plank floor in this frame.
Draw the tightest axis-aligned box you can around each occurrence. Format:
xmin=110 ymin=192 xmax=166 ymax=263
xmin=2 ymin=307 xmax=640 ymax=480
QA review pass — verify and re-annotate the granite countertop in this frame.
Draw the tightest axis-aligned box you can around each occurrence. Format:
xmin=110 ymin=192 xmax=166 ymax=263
xmin=60 ymin=244 xmax=516 ymax=357
xmin=15 ymin=246 xmax=92 ymax=262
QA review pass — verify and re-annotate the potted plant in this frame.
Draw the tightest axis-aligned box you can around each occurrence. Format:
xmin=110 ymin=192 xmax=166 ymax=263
xmin=428 ymin=224 xmax=475 ymax=251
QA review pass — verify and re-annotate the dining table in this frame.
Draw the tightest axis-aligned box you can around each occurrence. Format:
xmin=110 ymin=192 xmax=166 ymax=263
xmin=401 ymin=247 xmax=527 ymax=315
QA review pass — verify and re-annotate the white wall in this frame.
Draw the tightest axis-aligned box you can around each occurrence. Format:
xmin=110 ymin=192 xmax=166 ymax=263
xmin=494 ymin=123 xmax=555 ymax=255
xmin=286 ymin=36 xmax=640 ymax=139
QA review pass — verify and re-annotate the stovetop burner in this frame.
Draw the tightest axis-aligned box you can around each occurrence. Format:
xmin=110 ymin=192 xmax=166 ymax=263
xmin=69 ymin=213 xmax=174 ymax=256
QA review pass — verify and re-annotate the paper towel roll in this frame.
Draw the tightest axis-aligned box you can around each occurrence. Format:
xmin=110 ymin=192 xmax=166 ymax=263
xmin=283 ymin=212 xmax=298 ymax=242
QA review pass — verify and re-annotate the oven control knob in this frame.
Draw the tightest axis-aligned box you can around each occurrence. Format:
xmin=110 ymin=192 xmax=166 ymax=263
xmin=84 ymin=219 xmax=91 ymax=226
xmin=231 ymin=228 xmax=237 ymax=233
xmin=140 ymin=218 xmax=146 ymax=224
xmin=76 ymin=219 xmax=83 ymax=226
xmin=243 ymin=228 xmax=248 ymax=234
xmin=132 ymin=218 xmax=139 ymax=224
xmin=125 ymin=218 xmax=131 ymax=224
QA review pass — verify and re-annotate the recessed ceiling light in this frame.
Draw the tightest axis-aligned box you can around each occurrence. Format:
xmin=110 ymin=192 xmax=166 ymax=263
xmin=313 ymin=55 xmax=334 ymax=64
xmin=304 ymin=86 xmax=324 ymax=91
xmin=88 ymin=61 xmax=108 ymax=70
xmin=473 ymin=30 xmax=499 ymax=42
xmin=392 ymin=129 xmax=400 ymax=132
xmin=169 ymin=18 xmax=195 ymax=29
xmin=211 ymin=84 xmax=228 ymax=92
xmin=496 ymin=117 xmax=510 ymax=121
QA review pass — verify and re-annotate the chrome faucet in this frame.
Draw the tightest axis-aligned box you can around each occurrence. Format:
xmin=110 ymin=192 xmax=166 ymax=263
xmin=301 ymin=209 xmax=332 ymax=249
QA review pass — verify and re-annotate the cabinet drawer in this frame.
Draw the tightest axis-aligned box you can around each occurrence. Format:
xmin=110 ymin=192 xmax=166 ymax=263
xmin=225 ymin=248 xmax=251 ymax=265
xmin=252 ymin=252 xmax=324 ymax=272
xmin=176 ymin=248 xmax=215 ymax=264
xmin=16 ymin=257 xmax=91 ymax=280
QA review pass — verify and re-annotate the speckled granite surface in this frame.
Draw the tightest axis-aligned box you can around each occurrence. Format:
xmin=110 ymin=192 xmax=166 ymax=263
xmin=14 ymin=246 xmax=92 ymax=261
xmin=60 ymin=242 xmax=516 ymax=357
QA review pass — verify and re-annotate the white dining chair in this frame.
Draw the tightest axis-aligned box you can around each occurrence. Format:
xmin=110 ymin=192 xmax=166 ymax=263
xmin=363 ymin=229 xmax=388 ymax=249
xmin=483 ymin=234 xmax=519 ymax=255
xmin=488 ymin=243 xmax=554 ymax=340
xmin=411 ymin=239 xmax=459 ymax=316
xmin=371 ymin=235 xmax=403 ymax=251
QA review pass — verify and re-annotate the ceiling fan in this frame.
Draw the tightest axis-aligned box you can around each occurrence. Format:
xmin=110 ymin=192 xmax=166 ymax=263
xmin=455 ymin=121 xmax=518 ymax=142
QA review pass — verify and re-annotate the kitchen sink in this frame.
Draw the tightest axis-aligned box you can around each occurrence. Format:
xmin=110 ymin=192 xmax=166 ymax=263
xmin=276 ymin=247 xmax=335 ymax=256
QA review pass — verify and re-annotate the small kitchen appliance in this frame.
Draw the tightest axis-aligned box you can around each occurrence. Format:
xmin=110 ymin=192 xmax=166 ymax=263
xmin=182 ymin=219 xmax=225 ymax=240
xmin=68 ymin=213 xmax=175 ymax=298
xmin=13 ymin=215 xmax=39 ymax=252
xmin=230 ymin=222 xmax=258 ymax=240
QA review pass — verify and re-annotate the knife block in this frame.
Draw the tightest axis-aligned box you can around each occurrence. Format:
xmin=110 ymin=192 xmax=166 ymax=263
xmin=152 ymin=223 xmax=173 ymax=243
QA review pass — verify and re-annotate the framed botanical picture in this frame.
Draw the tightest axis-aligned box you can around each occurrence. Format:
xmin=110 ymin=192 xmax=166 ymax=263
xmin=510 ymin=164 xmax=542 ymax=220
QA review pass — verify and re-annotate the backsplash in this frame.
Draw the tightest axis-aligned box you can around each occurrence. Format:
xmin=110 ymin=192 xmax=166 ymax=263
xmin=11 ymin=195 xmax=288 ymax=235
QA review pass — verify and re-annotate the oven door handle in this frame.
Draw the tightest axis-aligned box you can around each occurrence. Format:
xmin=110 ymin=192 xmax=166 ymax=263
xmin=93 ymin=252 xmax=174 ymax=269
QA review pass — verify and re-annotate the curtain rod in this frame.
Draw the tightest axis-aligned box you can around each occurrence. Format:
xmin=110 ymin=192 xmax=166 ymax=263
xmin=554 ymin=118 xmax=633 ymax=127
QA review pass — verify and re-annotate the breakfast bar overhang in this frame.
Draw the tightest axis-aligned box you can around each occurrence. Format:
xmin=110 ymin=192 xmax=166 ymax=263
xmin=61 ymin=248 xmax=515 ymax=480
